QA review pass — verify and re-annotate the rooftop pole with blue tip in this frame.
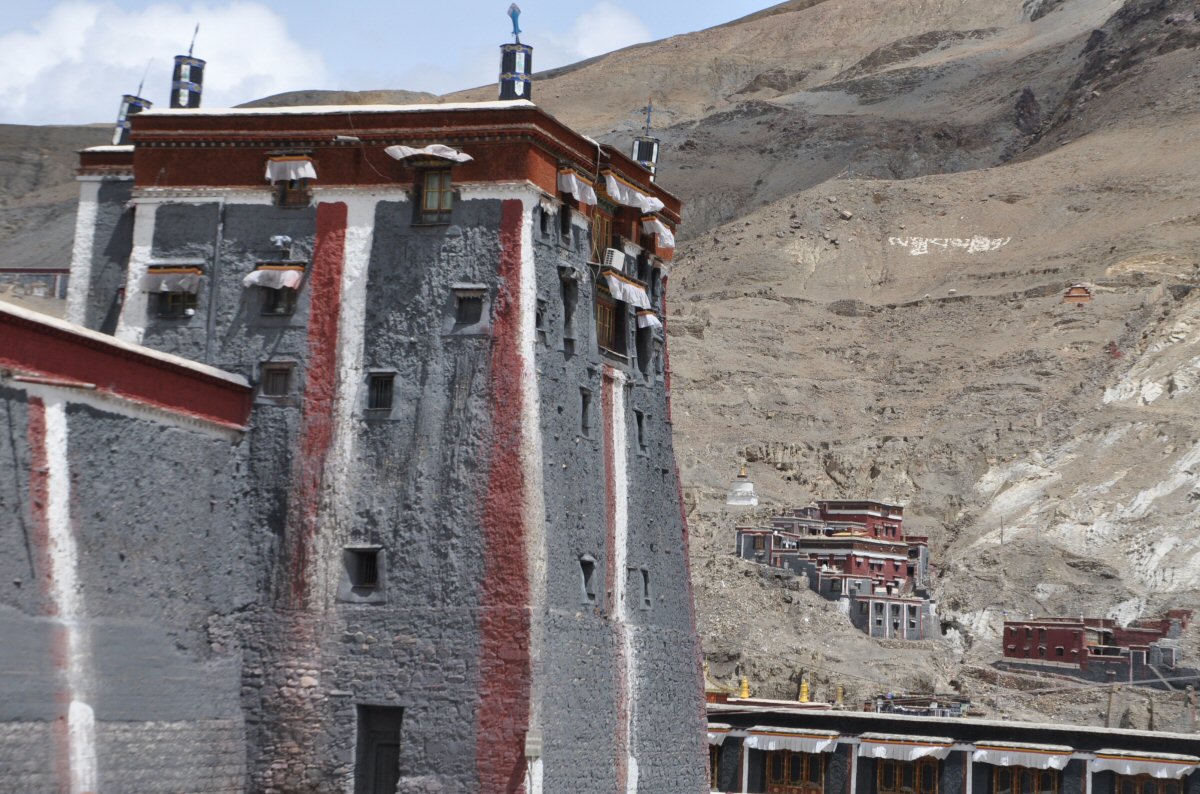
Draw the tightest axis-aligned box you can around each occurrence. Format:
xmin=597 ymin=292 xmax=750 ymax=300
xmin=499 ymin=4 xmax=533 ymax=100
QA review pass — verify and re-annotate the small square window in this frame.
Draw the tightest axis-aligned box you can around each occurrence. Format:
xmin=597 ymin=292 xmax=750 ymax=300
xmin=276 ymin=180 xmax=311 ymax=208
xmin=261 ymin=364 xmax=292 ymax=397
xmin=455 ymin=293 xmax=483 ymax=326
xmin=158 ymin=290 xmax=197 ymax=318
xmin=339 ymin=546 xmax=386 ymax=605
xmin=261 ymin=287 xmax=297 ymax=316
xmin=419 ymin=169 xmax=453 ymax=223
xmin=367 ymin=373 xmax=394 ymax=411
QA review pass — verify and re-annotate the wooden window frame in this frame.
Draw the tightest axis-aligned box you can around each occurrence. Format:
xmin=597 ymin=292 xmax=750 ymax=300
xmin=590 ymin=205 xmax=614 ymax=263
xmin=765 ymin=750 xmax=824 ymax=794
xmin=1116 ymin=776 xmax=1183 ymax=794
xmin=878 ymin=758 xmax=939 ymax=794
xmin=261 ymin=286 xmax=297 ymax=316
xmin=367 ymin=372 xmax=395 ymax=412
xmin=418 ymin=169 xmax=454 ymax=224
xmin=157 ymin=290 xmax=197 ymax=319
xmin=260 ymin=363 xmax=293 ymax=397
xmin=994 ymin=766 xmax=1060 ymax=794
xmin=275 ymin=179 xmax=312 ymax=208
xmin=596 ymin=293 xmax=627 ymax=357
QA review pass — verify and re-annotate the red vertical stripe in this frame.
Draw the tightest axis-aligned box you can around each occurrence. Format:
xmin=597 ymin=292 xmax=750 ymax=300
xmin=284 ymin=201 xmax=347 ymax=609
xmin=26 ymin=397 xmax=72 ymax=791
xmin=476 ymin=199 xmax=531 ymax=793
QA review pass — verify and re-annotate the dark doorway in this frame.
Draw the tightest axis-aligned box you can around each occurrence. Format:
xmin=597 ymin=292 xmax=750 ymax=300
xmin=355 ymin=705 xmax=403 ymax=794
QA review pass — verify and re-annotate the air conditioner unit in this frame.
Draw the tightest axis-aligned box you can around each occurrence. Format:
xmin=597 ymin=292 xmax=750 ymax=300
xmin=603 ymin=248 xmax=625 ymax=270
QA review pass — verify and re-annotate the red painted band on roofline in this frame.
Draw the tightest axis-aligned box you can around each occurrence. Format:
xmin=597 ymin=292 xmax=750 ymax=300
xmin=0 ymin=312 xmax=251 ymax=428
xmin=476 ymin=198 xmax=531 ymax=794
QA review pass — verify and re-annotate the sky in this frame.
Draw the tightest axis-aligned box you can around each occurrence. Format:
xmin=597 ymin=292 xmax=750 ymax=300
xmin=0 ymin=1 xmax=776 ymax=126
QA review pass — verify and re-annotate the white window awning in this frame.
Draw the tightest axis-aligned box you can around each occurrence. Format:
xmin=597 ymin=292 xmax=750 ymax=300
xmin=708 ymin=723 xmax=732 ymax=746
xmin=744 ymin=727 xmax=839 ymax=754
xmin=858 ymin=734 xmax=955 ymax=761
xmin=384 ymin=144 xmax=473 ymax=163
xmin=1091 ymin=750 xmax=1200 ymax=780
xmin=604 ymin=173 xmax=665 ymax=214
xmin=641 ymin=217 xmax=676 ymax=249
xmin=139 ymin=267 xmax=203 ymax=293
xmin=265 ymin=157 xmax=317 ymax=183
xmin=636 ymin=310 xmax=662 ymax=329
xmin=603 ymin=272 xmax=650 ymax=309
xmin=974 ymin=742 xmax=1073 ymax=771
xmin=558 ymin=171 xmax=597 ymax=207
xmin=243 ymin=265 xmax=304 ymax=290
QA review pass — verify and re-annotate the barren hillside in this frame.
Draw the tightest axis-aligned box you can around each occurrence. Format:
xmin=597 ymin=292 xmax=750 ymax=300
xmin=1 ymin=0 xmax=1197 ymax=728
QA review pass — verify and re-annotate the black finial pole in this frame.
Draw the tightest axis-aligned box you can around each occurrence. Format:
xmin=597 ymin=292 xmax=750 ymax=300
xmin=188 ymin=23 xmax=200 ymax=57
xmin=136 ymin=58 xmax=153 ymax=98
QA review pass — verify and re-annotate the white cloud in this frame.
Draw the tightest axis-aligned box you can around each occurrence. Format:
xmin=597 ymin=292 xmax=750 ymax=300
xmin=537 ymin=2 xmax=653 ymax=70
xmin=0 ymin=2 xmax=330 ymax=125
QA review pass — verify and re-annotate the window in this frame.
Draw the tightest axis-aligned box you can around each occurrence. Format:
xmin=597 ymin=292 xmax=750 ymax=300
xmin=560 ymin=276 xmax=578 ymax=348
xmin=579 ymin=555 xmax=597 ymax=603
xmin=859 ymin=602 xmax=869 ymax=615
xmin=559 ymin=206 xmax=572 ymax=244
xmin=596 ymin=295 xmax=627 ymax=356
xmin=710 ymin=745 xmax=722 ymax=791
xmin=1116 ymin=777 xmax=1183 ymax=794
xmin=347 ymin=548 xmax=380 ymax=589
xmin=261 ymin=364 xmax=293 ymax=397
xmin=878 ymin=758 xmax=938 ymax=794
xmin=338 ymin=546 xmax=386 ymax=604
xmin=158 ymin=290 xmax=197 ymax=318
xmin=579 ymin=388 xmax=592 ymax=437
xmin=536 ymin=298 xmax=548 ymax=346
xmin=639 ymin=568 xmax=651 ymax=608
xmin=634 ymin=410 xmax=646 ymax=452
xmin=419 ymin=169 xmax=453 ymax=223
xmin=1055 ymin=646 xmax=1065 ymax=658
xmin=355 ymin=705 xmax=402 ymax=794
xmin=261 ymin=286 xmax=297 ymax=316
xmin=276 ymin=179 xmax=311 ymax=208
xmin=590 ymin=207 xmax=613 ymax=262
xmin=454 ymin=292 xmax=484 ymax=326
xmin=367 ymin=373 xmax=394 ymax=411
xmin=539 ymin=207 xmax=549 ymax=237
xmin=831 ymin=578 xmax=842 ymax=593
xmin=753 ymin=536 xmax=766 ymax=552
xmin=765 ymin=751 xmax=823 ymax=794
xmin=995 ymin=766 xmax=1059 ymax=794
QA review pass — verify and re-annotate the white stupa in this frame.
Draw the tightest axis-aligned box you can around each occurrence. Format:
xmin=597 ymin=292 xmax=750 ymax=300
xmin=725 ymin=464 xmax=758 ymax=507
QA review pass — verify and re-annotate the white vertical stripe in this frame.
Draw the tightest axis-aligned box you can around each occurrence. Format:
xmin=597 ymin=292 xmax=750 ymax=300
xmin=314 ymin=191 xmax=384 ymax=608
xmin=67 ymin=181 xmax=101 ymax=326
xmin=44 ymin=399 xmax=99 ymax=793
xmin=515 ymin=194 xmax=549 ymax=753
xmin=608 ymin=369 xmax=639 ymax=793
xmin=115 ymin=201 xmax=160 ymax=344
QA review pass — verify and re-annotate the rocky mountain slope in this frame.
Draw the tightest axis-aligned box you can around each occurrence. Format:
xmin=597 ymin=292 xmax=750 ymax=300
xmin=1 ymin=0 xmax=1197 ymax=728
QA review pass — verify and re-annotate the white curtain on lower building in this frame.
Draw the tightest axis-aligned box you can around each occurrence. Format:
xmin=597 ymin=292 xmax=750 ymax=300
xmin=743 ymin=728 xmax=839 ymax=754
xmin=973 ymin=742 xmax=1073 ymax=770
xmin=557 ymin=171 xmax=598 ymax=206
xmin=857 ymin=734 xmax=954 ymax=761
xmin=384 ymin=144 xmax=473 ymax=163
xmin=605 ymin=174 xmax=665 ymax=214
xmin=139 ymin=271 xmax=202 ymax=293
xmin=641 ymin=217 xmax=676 ymax=249
xmin=1090 ymin=751 xmax=1199 ymax=780
xmin=264 ymin=158 xmax=317 ymax=183
xmin=604 ymin=273 xmax=651 ymax=309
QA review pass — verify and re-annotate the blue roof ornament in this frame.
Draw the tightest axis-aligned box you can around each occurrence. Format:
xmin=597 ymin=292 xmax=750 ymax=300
xmin=508 ymin=3 xmax=522 ymax=43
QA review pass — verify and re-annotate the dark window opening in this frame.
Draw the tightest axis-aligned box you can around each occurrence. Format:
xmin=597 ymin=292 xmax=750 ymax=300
xmin=539 ymin=207 xmax=549 ymax=237
xmin=579 ymin=388 xmax=591 ymax=437
xmin=454 ymin=293 xmax=484 ymax=326
xmin=367 ymin=373 xmax=394 ymax=411
xmin=634 ymin=409 xmax=646 ymax=452
xmin=560 ymin=276 xmax=578 ymax=349
xmin=261 ymin=287 xmax=297 ymax=316
xmin=261 ymin=364 xmax=292 ymax=397
xmin=559 ymin=206 xmax=572 ymax=243
xmin=157 ymin=290 xmax=197 ymax=319
xmin=640 ymin=568 xmax=651 ymax=608
xmin=596 ymin=295 xmax=627 ymax=357
xmin=346 ymin=548 xmax=381 ymax=589
xmin=636 ymin=325 xmax=653 ymax=375
xmin=636 ymin=252 xmax=652 ymax=283
xmin=579 ymin=555 xmax=597 ymax=603
xmin=355 ymin=705 xmax=402 ymax=794
xmin=276 ymin=179 xmax=311 ymax=208
xmin=419 ymin=169 xmax=453 ymax=223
